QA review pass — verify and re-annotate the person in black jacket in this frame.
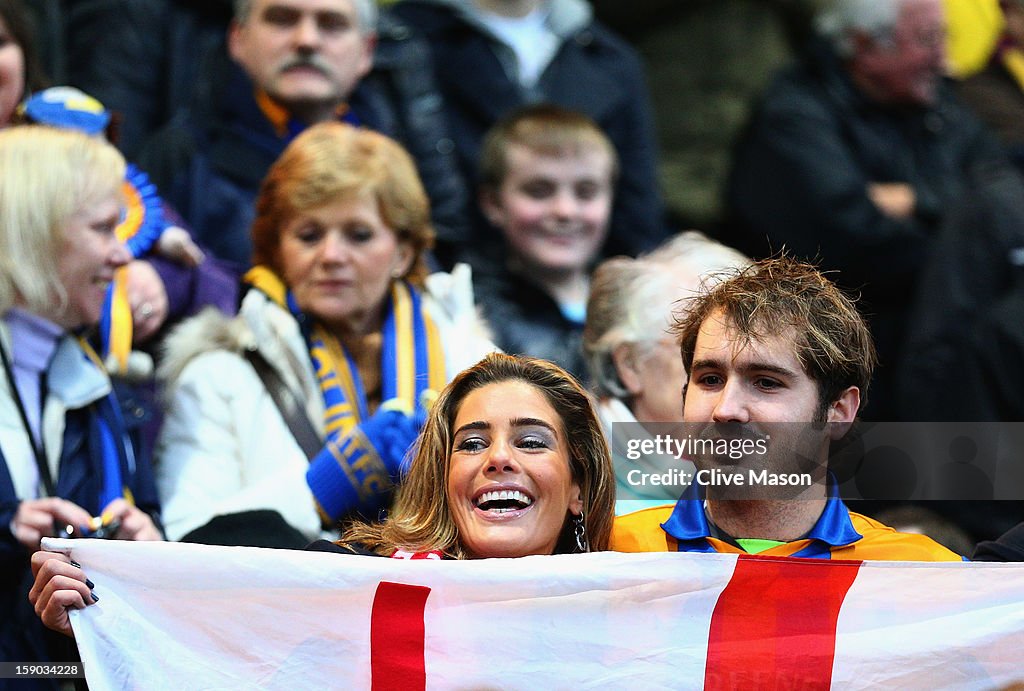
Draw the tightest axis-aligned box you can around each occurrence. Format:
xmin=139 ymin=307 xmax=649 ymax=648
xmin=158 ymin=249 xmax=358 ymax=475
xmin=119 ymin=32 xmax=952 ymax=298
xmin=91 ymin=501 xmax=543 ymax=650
xmin=974 ymin=522 xmax=1024 ymax=561
xmin=473 ymin=105 xmax=616 ymax=383
xmin=66 ymin=0 xmax=234 ymax=157
xmin=898 ymin=162 xmax=1024 ymax=423
xmin=725 ymin=0 xmax=1009 ymax=420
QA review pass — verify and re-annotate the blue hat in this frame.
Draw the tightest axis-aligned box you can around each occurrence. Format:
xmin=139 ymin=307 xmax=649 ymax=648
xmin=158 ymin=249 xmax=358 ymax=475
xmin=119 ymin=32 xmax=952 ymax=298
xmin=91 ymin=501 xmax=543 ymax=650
xmin=22 ymin=86 xmax=111 ymax=135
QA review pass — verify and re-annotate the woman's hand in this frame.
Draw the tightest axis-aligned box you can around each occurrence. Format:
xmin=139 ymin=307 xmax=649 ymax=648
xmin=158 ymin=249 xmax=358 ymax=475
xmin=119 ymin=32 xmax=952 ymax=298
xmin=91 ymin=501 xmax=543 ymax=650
xmin=100 ymin=498 xmax=163 ymax=541
xmin=125 ymin=260 xmax=169 ymax=344
xmin=12 ymin=498 xmax=93 ymax=552
xmin=156 ymin=226 xmax=205 ymax=267
xmin=28 ymin=551 xmax=96 ymax=638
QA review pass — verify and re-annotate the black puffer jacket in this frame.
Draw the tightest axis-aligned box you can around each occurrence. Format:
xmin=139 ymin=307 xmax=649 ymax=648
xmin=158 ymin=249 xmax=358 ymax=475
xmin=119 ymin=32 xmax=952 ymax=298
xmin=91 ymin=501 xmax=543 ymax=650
xmin=897 ymin=163 xmax=1024 ymax=422
xmin=974 ymin=522 xmax=1024 ymax=562
xmin=67 ymin=0 xmax=234 ymax=157
xmin=473 ymin=268 xmax=588 ymax=384
xmin=725 ymin=39 xmax=1007 ymax=419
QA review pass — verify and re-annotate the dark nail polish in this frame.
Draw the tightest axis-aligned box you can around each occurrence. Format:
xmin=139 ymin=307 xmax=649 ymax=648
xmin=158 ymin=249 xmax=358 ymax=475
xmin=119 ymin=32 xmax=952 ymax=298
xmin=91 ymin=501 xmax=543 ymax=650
xmin=85 ymin=578 xmax=95 ymax=589
xmin=90 ymin=592 xmax=99 ymax=603
xmin=70 ymin=560 xmax=81 ymax=569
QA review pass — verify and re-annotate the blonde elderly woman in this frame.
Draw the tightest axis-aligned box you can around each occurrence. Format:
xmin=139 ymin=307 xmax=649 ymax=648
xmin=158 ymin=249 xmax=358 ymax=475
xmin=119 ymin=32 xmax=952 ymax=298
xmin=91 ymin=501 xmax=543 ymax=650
xmin=156 ymin=123 xmax=494 ymax=547
xmin=583 ymin=232 xmax=748 ymax=514
xmin=0 ymin=126 xmax=163 ymax=665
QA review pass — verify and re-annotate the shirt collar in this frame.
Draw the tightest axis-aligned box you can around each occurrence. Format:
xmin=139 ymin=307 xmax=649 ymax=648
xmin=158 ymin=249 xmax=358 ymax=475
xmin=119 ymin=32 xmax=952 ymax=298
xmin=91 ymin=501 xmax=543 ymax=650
xmin=660 ymin=475 xmax=862 ymax=548
xmin=3 ymin=308 xmax=64 ymax=373
xmin=47 ymin=335 xmax=112 ymax=409
xmin=254 ymin=89 xmax=355 ymax=139
xmin=255 ymin=89 xmax=292 ymax=138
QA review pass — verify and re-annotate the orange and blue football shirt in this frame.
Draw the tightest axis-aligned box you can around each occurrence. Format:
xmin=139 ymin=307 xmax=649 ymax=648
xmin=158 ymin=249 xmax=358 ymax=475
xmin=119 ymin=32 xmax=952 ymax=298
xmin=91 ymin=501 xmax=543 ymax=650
xmin=611 ymin=492 xmax=963 ymax=561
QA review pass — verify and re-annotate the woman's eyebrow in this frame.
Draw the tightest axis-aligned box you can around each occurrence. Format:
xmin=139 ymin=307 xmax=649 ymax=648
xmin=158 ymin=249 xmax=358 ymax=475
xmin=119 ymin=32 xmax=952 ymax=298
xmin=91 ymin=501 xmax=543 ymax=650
xmin=453 ymin=420 xmax=489 ymax=436
xmin=454 ymin=418 xmax=558 ymax=436
xmin=510 ymin=418 xmax=557 ymax=433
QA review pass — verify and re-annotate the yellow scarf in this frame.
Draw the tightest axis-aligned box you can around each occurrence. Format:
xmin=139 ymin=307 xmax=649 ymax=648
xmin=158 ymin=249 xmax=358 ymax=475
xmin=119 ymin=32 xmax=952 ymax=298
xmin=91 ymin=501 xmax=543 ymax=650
xmin=244 ymin=266 xmax=445 ymax=439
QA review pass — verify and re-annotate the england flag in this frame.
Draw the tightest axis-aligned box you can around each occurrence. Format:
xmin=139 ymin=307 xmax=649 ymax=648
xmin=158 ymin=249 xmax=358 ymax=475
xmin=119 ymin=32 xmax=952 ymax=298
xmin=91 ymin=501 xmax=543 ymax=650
xmin=41 ymin=538 xmax=1024 ymax=689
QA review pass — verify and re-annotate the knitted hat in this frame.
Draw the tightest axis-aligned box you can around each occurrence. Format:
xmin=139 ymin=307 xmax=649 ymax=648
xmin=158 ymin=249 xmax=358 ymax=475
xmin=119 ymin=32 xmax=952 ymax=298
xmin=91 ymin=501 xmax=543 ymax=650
xmin=21 ymin=86 xmax=111 ymax=135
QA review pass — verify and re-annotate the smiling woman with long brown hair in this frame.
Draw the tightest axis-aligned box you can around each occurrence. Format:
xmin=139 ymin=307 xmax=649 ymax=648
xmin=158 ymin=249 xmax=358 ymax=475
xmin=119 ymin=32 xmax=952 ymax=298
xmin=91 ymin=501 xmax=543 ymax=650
xmin=29 ymin=353 xmax=616 ymax=642
xmin=334 ymin=352 xmax=615 ymax=559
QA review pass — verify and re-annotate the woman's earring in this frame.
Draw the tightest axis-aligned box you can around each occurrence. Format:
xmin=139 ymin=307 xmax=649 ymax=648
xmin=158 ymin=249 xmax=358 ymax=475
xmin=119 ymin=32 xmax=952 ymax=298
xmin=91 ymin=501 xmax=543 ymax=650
xmin=573 ymin=511 xmax=588 ymax=553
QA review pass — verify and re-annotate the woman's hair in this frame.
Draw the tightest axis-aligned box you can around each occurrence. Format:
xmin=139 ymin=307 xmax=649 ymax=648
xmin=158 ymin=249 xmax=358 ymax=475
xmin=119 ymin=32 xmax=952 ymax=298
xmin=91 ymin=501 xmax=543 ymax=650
xmin=583 ymin=231 xmax=749 ymax=399
xmin=340 ymin=353 xmax=616 ymax=558
xmin=0 ymin=126 xmax=125 ymax=315
xmin=250 ymin=122 xmax=435 ymax=286
xmin=0 ymin=0 xmax=48 ymax=100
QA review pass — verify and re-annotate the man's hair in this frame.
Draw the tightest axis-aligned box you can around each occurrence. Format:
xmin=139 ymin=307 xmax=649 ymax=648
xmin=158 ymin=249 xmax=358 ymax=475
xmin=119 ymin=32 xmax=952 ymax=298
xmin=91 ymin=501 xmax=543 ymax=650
xmin=674 ymin=256 xmax=877 ymax=413
xmin=816 ymin=0 xmax=905 ymax=56
xmin=478 ymin=104 xmax=619 ymax=190
xmin=0 ymin=126 xmax=125 ymax=315
xmin=583 ymin=232 xmax=748 ymax=399
xmin=339 ymin=353 xmax=616 ymax=558
xmin=250 ymin=122 xmax=434 ymax=285
xmin=0 ymin=0 xmax=49 ymax=96
xmin=233 ymin=0 xmax=378 ymax=34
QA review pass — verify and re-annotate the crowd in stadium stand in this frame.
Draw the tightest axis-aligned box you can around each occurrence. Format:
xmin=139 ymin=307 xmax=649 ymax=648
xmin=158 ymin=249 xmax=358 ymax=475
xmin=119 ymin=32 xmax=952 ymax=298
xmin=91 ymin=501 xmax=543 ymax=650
xmin=4 ymin=0 xmax=1024 ymax=677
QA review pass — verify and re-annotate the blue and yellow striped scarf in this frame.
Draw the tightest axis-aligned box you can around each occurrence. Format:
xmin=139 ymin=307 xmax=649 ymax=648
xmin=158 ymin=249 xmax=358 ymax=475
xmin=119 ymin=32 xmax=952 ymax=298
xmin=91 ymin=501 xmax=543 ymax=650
xmin=244 ymin=266 xmax=445 ymax=440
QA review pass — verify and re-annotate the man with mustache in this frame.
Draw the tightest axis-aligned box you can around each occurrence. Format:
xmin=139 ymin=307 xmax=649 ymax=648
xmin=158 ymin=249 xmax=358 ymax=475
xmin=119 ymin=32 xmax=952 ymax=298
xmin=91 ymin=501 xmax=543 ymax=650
xmin=610 ymin=256 xmax=962 ymax=561
xmin=135 ymin=0 xmax=469 ymax=269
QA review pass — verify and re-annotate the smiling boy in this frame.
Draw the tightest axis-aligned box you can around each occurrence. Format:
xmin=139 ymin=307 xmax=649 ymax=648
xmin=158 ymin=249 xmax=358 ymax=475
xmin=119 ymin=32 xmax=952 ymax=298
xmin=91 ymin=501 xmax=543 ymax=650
xmin=473 ymin=104 xmax=616 ymax=382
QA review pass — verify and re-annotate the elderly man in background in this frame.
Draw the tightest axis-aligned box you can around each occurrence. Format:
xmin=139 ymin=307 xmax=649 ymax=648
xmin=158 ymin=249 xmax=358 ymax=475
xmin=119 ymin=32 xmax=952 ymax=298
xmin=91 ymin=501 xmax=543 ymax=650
xmin=725 ymin=0 xmax=1011 ymax=420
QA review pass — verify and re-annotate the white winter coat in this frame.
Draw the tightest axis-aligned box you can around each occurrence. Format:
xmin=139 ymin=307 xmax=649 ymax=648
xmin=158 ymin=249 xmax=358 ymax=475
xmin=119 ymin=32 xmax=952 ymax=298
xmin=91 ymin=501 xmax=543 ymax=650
xmin=156 ymin=267 xmax=495 ymax=541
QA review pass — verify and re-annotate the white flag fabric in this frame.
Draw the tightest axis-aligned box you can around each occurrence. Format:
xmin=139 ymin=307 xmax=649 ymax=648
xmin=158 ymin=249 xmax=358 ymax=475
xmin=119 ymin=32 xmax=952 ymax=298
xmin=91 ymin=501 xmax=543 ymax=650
xmin=40 ymin=538 xmax=1024 ymax=690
